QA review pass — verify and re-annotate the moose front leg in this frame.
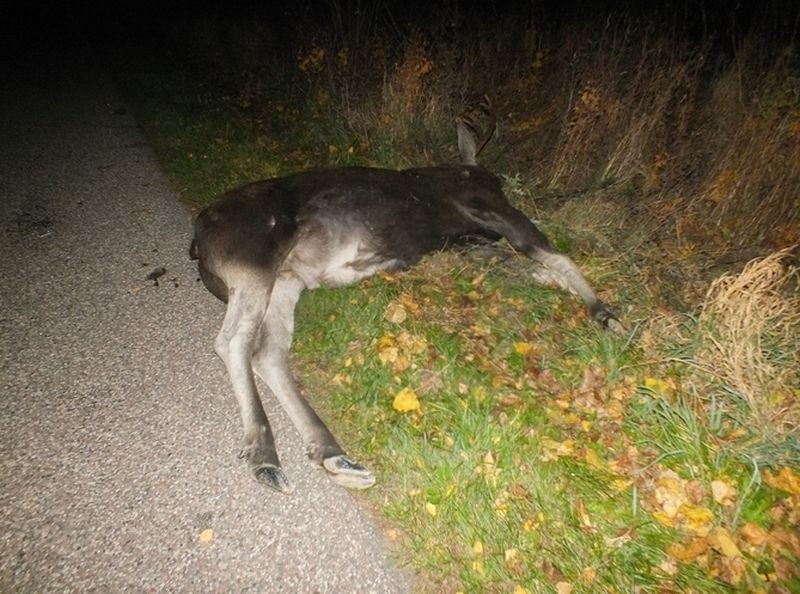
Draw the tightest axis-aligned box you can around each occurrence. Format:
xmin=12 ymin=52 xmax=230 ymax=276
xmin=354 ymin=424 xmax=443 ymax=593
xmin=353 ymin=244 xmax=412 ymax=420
xmin=536 ymin=247 xmax=625 ymax=332
xmin=481 ymin=206 xmax=625 ymax=334
xmin=253 ymin=275 xmax=376 ymax=489
xmin=216 ymin=285 xmax=292 ymax=493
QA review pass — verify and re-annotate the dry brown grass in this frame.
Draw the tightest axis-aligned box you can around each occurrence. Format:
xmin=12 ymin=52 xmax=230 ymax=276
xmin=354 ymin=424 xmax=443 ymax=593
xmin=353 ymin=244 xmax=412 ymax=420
xmin=493 ymin=14 xmax=799 ymax=274
xmin=342 ymin=35 xmax=451 ymax=156
xmin=696 ymin=247 xmax=800 ymax=430
xmin=639 ymin=246 xmax=800 ymax=435
xmin=642 ymin=247 xmax=800 ymax=433
xmin=545 ymin=22 xmax=703 ymax=191
xmin=673 ymin=44 xmax=800 ymax=258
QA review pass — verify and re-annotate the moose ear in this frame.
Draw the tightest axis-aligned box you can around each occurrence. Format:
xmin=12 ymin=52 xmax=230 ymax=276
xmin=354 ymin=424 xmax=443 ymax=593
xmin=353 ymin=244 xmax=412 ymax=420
xmin=456 ymin=119 xmax=478 ymax=165
xmin=457 ymin=120 xmax=478 ymax=166
xmin=456 ymin=96 xmax=496 ymax=167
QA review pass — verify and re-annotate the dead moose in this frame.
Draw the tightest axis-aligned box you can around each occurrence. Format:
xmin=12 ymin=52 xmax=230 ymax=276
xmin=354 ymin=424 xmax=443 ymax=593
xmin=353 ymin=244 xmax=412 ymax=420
xmin=190 ymin=99 xmax=625 ymax=493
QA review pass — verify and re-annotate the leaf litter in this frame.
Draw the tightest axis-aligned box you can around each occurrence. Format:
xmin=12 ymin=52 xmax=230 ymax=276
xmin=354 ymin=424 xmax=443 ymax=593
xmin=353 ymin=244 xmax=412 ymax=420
xmin=299 ymin=250 xmax=799 ymax=592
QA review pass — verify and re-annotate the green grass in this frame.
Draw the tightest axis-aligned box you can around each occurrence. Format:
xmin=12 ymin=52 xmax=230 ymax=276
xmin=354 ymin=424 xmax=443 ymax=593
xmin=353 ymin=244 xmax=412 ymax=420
xmin=294 ymin=259 xmax=681 ymax=593
xmin=107 ymin=38 xmax=800 ymax=594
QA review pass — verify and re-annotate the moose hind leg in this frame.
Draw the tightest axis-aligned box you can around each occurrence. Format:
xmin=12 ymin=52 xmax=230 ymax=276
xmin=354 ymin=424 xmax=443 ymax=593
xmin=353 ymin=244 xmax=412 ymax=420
xmin=216 ymin=284 xmax=291 ymax=493
xmin=252 ymin=275 xmax=376 ymax=489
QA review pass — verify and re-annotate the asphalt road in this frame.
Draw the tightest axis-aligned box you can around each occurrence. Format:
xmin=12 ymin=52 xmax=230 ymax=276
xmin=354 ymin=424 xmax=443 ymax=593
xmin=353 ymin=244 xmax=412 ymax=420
xmin=0 ymin=37 xmax=409 ymax=593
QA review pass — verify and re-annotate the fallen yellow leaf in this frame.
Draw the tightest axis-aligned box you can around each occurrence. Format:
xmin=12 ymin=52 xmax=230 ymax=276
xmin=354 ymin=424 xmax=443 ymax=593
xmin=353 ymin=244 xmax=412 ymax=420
xmin=384 ymin=302 xmax=408 ymax=324
xmin=378 ymin=345 xmax=399 ymax=365
xmin=708 ymin=527 xmax=742 ymax=558
xmin=523 ymin=513 xmax=544 ymax=532
xmin=393 ymin=388 xmax=420 ymax=413
xmin=514 ymin=341 xmax=532 ymax=355
xmin=644 ymin=376 xmax=671 ymax=395
xmin=652 ymin=511 xmax=676 ymax=528
xmin=711 ymin=479 xmax=737 ymax=506
xmin=555 ymin=581 xmax=573 ymax=594
xmin=763 ymin=467 xmax=800 ymax=495
xmin=680 ymin=504 xmax=714 ymax=536
xmin=739 ymin=522 xmax=768 ymax=546
xmin=396 ymin=330 xmax=427 ymax=354
xmin=425 ymin=502 xmax=437 ymax=516
xmin=658 ymin=558 xmax=679 ymax=576
xmin=717 ymin=554 xmax=746 ymax=586
xmin=585 ymin=448 xmax=603 ymax=469
xmin=668 ymin=537 xmax=709 ymax=562
xmin=199 ymin=528 xmax=214 ymax=543
xmin=655 ymin=469 xmax=683 ymax=493
xmin=398 ymin=292 xmax=422 ymax=314
xmin=581 ymin=566 xmax=597 ymax=583
xmin=378 ymin=333 xmax=395 ymax=348
xmin=540 ymin=437 xmax=575 ymax=461
xmin=575 ymin=499 xmax=595 ymax=533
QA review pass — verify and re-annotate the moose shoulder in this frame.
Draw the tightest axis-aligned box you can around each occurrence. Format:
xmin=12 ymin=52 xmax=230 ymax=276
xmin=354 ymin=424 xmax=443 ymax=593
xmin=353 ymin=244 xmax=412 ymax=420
xmin=190 ymin=100 xmax=625 ymax=493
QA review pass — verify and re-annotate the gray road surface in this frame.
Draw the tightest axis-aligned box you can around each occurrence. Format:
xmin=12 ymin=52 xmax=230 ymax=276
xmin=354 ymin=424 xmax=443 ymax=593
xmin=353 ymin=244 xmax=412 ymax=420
xmin=0 ymin=38 xmax=410 ymax=593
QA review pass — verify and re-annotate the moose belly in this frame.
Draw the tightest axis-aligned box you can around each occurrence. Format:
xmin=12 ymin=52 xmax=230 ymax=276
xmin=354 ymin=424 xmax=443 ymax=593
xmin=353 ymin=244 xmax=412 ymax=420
xmin=284 ymin=234 xmax=399 ymax=289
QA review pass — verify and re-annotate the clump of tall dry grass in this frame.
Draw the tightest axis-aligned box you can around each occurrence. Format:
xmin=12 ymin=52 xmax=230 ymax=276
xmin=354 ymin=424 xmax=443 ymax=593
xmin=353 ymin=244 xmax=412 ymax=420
xmin=642 ymin=248 xmax=800 ymax=433
xmin=696 ymin=248 xmax=800 ymax=430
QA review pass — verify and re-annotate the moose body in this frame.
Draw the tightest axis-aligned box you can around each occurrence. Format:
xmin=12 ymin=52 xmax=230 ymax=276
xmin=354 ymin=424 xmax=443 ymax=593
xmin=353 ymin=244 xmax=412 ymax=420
xmin=191 ymin=109 xmax=624 ymax=493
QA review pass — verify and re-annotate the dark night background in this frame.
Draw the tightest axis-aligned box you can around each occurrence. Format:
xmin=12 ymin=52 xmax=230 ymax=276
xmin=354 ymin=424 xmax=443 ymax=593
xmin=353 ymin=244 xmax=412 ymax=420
xmin=2 ymin=0 xmax=798 ymax=284
xmin=2 ymin=1 xmax=793 ymax=53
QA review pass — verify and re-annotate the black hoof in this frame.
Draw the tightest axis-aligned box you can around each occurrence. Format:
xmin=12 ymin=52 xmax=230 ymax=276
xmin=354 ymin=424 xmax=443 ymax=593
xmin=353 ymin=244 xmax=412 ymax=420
xmin=591 ymin=303 xmax=626 ymax=335
xmin=252 ymin=464 xmax=293 ymax=494
xmin=323 ymin=455 xmax=376 ymax=489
